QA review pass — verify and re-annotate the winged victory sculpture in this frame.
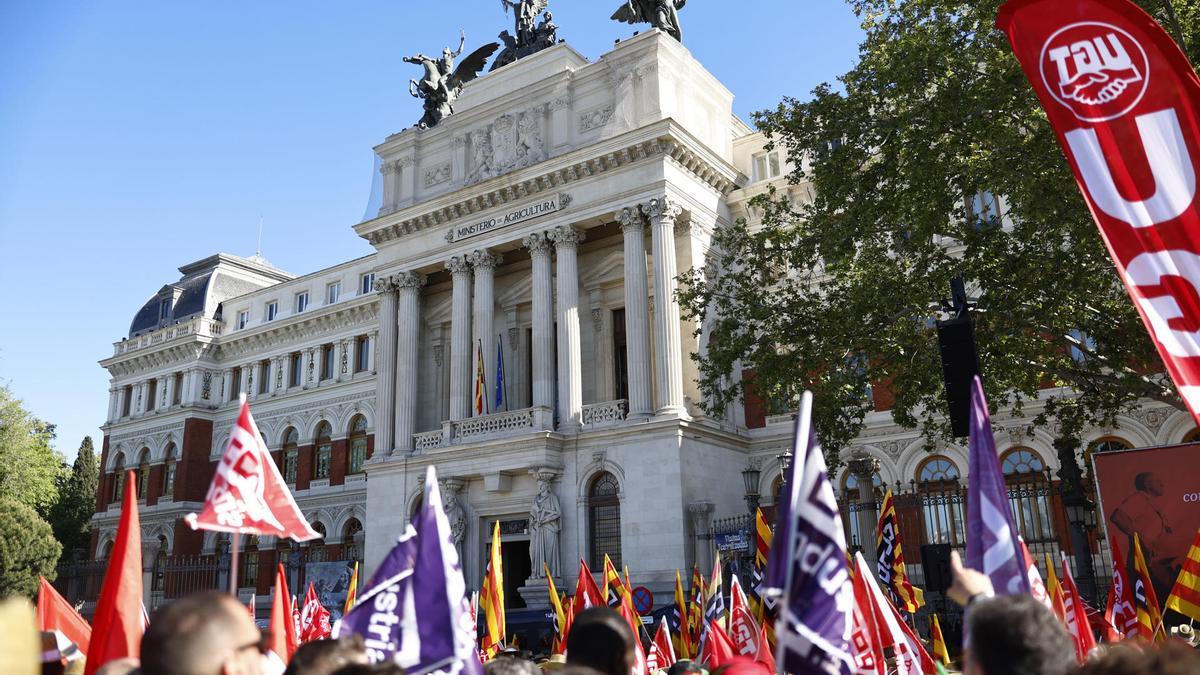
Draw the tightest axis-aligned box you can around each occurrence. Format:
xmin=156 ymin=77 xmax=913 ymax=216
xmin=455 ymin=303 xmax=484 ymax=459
xmin=611 ymin=0 xmax=687 ymax=42
xmin=404 ymin=30 xmax=500 ymax=129
xmin=491 ymin=0 xmax=560 ymax=72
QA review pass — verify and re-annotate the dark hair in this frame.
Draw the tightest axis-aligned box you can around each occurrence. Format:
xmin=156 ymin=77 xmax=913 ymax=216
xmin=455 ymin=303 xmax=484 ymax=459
xmin=330 ymin=664 xmax=408 ymax=675
xmin=967 ymin=595 xmax=1075 ymax=675
xmin=140 ymin=591 xmax=255 ymax=675
xmin=1134 ymin=472 xmax=1156 ymax=492
xmin=284 ymin=635 xmax=368 ymax=675
xmin=1072 ymin=642 xmax=1200 ymax=675
xmin=484 ymin=656 xmax=542 ymax=675
xmin=565 ymin=608 xmax=635 ymax=675
xmin=667 ymin=661 xmax=705 ymax=675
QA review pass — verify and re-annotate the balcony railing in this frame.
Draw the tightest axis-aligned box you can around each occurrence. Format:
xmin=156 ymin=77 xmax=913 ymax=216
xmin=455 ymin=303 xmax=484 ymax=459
xmin=413 ymin=406 xmax=554 ymax=451
xmin=114 ymin=317 xmax=224 ymax=356
xmin=582 ymin=399 xmax=627 ymax=429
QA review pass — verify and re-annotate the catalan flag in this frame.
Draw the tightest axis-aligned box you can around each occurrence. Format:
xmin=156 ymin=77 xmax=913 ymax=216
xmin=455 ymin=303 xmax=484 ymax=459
xmin=603 ymin=555 xmax=625 ymax=607
xmin=474 ymin=340 xmax=488 ymax=416
xmin=1131 ymin=533 xmax=1165 ymax=642
xmin=342 ymin=562 xmax=359 ymax=616
xmin=480 ymin=521 xmax=505 ymax=659
xmin=752 ymin=508 xmax=776 ymax=650
xmin=1166 ymin=527 xmax=1200 ymax=623
xmin=545 ymin=563 xmax=566 ymax=654
xmin=689 ymin=564 xmax=705 ymax=648
xmin=930 ymin=614 xmax=950 ymax=666
xmin=875 ymin=490 xmax=924 ymax=613
xmin=673 ymin=569 xmax=693 ymax=660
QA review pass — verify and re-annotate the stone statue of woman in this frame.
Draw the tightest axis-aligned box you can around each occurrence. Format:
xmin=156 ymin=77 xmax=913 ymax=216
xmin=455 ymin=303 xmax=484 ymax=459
xmin=529 ymin=475 xmax=561 ymax=577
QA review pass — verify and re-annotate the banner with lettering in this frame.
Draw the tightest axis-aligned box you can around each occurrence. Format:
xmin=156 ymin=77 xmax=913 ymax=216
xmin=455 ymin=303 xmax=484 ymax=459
xmin=997 ymin=0 xmax=1200 ymax=422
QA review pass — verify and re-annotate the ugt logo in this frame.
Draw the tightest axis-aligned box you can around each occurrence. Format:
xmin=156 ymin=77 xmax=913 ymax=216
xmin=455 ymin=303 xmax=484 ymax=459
xmin=1040 ymin=22 xmax=1149 ymax=122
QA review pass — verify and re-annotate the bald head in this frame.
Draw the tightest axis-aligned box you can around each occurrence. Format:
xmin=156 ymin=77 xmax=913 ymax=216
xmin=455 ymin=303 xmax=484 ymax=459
xmin=141 ymin=591 xmax=262 ymax=675
xmin=565 ymin=608 xmax=635 ymax=675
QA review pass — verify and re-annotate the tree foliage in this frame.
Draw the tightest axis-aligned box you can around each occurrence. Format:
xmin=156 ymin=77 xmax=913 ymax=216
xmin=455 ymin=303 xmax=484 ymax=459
xmin=0 ymin=384 xmax=64 ymax=515
xmin=0 ymin=498 xmax=62 ymax=599
xmin=48 ymin=436 xmax=98 ymax=557
xmin=680 ymin=0 xmax=1200 ymax=465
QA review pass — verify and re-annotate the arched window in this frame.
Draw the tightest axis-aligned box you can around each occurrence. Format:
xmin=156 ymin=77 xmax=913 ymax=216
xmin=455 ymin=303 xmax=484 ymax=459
xmin=242 ymin=535 xmax=260 ymax=588
xmin=344 ymin=518 xmax=364 ymax=562
xmin=1001 ymin=448 xmax=1054 ymax=542
xmin=151 ymin=535 xmax=168 ymax=592
xmin=841 ymin=469 xmax=882 ymax=549
xmin=98 ymin=540 xmax=113 ymax=561
xmin=915 ymin=456 xmax=964 ymax=546
xmin=1088 ymin=437 xmax=1132 ymax=455
xmin=137 ymin=448 xmax=151 ymax=502
xmin=281 ymin=427 xmax=299 ymax=485
xmin=309 ymin=522 xmax=328 ymax=562
xmin=162 ymin=443 xmax=177 ymax=499
xmin=588 ymin=472 xmax=622 ymax=569
xmin=348 ymin=416 xmax=368 ymax=475
xmin=314 ymin=422 xmax=332 ymax=480
xmin=917 ymin=457 xmax=960 ymax=483
xmin=112 ymin=455 xmax=126 ymax=503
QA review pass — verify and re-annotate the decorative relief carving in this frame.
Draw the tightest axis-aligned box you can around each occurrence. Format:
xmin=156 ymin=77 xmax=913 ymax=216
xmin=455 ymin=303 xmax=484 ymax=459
xmin=424 ymin=164 xmax=451 ymax=187
xmin=466 ymin=107 xmax=548 ymax=185
xmin=508 ymin=327 xmax=518 ymax=348
xmin=591 ymin=308 xmax=603 ymax=328
xmin=432 ymin=344 xmax=444 ymax=367
xmin=579 ymin=105 xmax=615 ymax=133
xmin=201 ymin=371 xmax=211 ymax=400
xmin=617 ymin=206 xmax=644 ymax=232
xmin=340 ymin=342 xmax=349 ymax=374
xmin=641 ymin=197 xmax=682 ymax=223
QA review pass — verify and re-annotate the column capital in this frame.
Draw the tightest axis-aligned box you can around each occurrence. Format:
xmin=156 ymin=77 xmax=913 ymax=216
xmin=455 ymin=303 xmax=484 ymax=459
xmin=522 ymin=231 xmax=554 ymax=257
xmin=641 ymin=197 xmax=682 ymax=223
xmin=373 ymin=275 xmax=399 ymax=293
xmin=469 ymin=249 xmax=500 ymax=271
xmin=446 ymin=255 xmax=473 ymax=275
xmin=617 ymin=206 xmax=645 ymax=233
xmin=394 ymin=271 xmax=427 ymax=290
xmin=548 ymin=225 xmax=585 ymax=249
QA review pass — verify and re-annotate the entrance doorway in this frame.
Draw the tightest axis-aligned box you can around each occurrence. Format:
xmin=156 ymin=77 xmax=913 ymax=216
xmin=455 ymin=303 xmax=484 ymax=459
xmin=500 ymin=541 xmax=530 ymax=609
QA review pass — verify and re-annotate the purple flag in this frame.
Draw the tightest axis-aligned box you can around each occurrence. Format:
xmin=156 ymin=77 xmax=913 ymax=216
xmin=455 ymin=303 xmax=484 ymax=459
xmin=336 ymin=467 xmax=481 ymax=675
xmin=764 ymin=392 xmax=854 ymax=675
xmin=965 ymin=376 xmax=1029 ymax=597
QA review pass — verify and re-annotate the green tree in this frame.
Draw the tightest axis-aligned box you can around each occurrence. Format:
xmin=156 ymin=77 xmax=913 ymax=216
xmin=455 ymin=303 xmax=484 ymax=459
xmin=0 ymin=498 xmax=62 ymax=598
xmin=48 ymin=437 xmax=98 ymax=557
xmin=0 ymin=384 xmax=64 ymax=514
xmin=679 ymin=0 xmax=1199 ymax=470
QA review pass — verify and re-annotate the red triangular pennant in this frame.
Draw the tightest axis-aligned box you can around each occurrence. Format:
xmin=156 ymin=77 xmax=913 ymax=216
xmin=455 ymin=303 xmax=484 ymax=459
xmin=83 ymin=471 xmax=144 ymax=675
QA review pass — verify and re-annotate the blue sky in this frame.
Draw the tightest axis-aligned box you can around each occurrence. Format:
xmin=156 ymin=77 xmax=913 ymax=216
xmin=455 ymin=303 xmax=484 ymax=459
xmin=0 ymin=1 xmax=862 ymax=459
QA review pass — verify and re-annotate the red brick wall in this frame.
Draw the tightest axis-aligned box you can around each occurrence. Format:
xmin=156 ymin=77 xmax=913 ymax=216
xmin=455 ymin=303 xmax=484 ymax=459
xmin=742 ymin=369 xmax=767 ymax=429
xmin=296 ymin=444 xmax=314 ymax=491
xmin=146 ymin=464 xmax=164 ymax=506
xmin=176 ymin=418 xmax=214 ymax=502
xmin=330 ymin=439 xmax=348 ymax=486
xmin=366 ymin=435 xmax=375 ymax=461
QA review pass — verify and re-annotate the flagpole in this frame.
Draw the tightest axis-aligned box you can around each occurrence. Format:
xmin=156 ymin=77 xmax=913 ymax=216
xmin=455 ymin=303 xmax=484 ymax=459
xmin=230 ymin=531 xmax=241 ymax=595
xmin=499 ymin=332 xmax=511 ymax=413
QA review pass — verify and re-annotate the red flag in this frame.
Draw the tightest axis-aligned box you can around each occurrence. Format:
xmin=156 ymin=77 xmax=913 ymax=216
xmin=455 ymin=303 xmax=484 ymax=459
xmin=729 ymin=575 xmax=751 ymax=627
xmin=997 ymin=0 xmax=1200 ymax=421
xmin=186 ymin=397 xmax=320 ymax=541
xmin=83 ymin=470 xmax=144 ymax=675
xmin=571 ymin=559 xmax=604 ymax=617
xmin=649 ymin=616 xmax=677 ymax=671
xmin=850 ymin=561 xmax=885 ymax=675
xmin=754 ymin=622 xmax=775 ymax=674
xmin=698 ymin=619 xmax=736 ymax=669
xmin=1106 ymin=535 xmax=1140 ymax=639
xmin=269 ymin=564 xmax=298 ymax=661
xmin=617 ymin=592 xmax=648 ymax=675
xmin=37 ymin=576 xmax=91 ymax=657
xmin=1060 ymin=555 xmax=1099 ymax=661
xmin=1019 ymin=539 xmax=1054 ymax=611
xmin=299 ymin=582 xmax=332 ymax=643
xmin=852 ymin=552 xmax=934 ymax=675
xmin=728 ymin=606 xmax=761 ymax=659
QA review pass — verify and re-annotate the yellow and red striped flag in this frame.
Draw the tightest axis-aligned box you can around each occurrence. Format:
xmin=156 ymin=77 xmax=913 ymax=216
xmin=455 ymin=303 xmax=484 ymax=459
xmin=930 ymin=614 xmax=950 ymax=666
xmin=689 ymin=564 xmax=705 ymax=648
xmin=603 ymin=555 xmax=625 ymax=607
xmin=1131 ymin=533 xmax=1165 ymax=643
xmin=480 ymin=521 xmax=505 ymax=659
xmin=875 ymin=490 xmax=925 ymax=613
xmin=545 ymin=563 xmax=566 ymax=655
xmin=343 ymin=561 xmax=359 ymax=616
xmin=1166 ymin=528 xmax=1200 ymax=623
xmin=1044 ymin=553 xmax=1068 ymax=623
xmin=473 ymin=341 xmax=488 ymax=416
xmin=673 ymin=568 xmax=693 ymax=660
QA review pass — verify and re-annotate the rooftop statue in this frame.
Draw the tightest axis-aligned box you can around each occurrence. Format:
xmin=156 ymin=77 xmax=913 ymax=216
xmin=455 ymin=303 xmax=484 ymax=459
xmin=491 ymin=0 xmax=560 ymax=72
xmin=404 ymin=30 xmax=500 ymax=129
xmin=611 ymin=0 xmax=686 ymax=42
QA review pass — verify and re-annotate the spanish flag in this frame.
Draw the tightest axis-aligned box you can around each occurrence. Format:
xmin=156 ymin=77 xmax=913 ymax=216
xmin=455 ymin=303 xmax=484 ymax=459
xmin=474 ymin=340 xmax=488 ymax=416
xmin=930 ymin=614 xmax=950 ymax=666
xmin=1166 ymin=528 xmax=1200 ymax=622
xmin=673 ymin=569 xmax=693 ymax=659
xmin=603 ymin=555 xmax=625 ymax=607
xmin=343 ymin=562 xmax=359 ymax=616
xmin=545 ymin=563 xmax=566 ymax=654
xmin=480 ymin=521 xmax=505 ymax=659
xmin=875 ymin=490 xmax=924 ymax=613
xmin=1131 ymin=533 xmax=1165 ymax=642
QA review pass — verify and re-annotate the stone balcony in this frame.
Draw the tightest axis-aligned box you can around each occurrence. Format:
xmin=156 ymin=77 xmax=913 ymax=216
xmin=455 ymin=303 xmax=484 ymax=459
xmin=412 ymin=399 xmax=628 ymax=451
xmin=113 ymin=317 xmax=224 ymax=356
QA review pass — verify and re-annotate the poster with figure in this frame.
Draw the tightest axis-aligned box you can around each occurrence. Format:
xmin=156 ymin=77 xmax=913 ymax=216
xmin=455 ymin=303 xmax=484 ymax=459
xmin=1094 ymin=443 xmax=1200 ymax=604
xmin=305 ymin=561 xmax=356 ymax=622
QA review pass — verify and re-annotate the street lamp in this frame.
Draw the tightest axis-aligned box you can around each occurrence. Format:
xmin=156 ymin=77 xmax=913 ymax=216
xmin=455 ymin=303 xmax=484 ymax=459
xmin=742 ymin=464 xmax=762 ymax=514
xmin=1063 ymin=489 xmax=1100 ymax=605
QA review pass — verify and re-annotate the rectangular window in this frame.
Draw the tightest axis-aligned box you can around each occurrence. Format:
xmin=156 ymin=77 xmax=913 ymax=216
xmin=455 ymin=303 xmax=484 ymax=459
xmin=231 ymin=367 xmax=243 ymax=395
xmin=355 ymin=336 xmax=370 ymax=373
xmin=172 ymin=372 xmax=183 ymax=405
xmin=350 ymin=437 xmax=367 ymax=475
xmin=237 ymin=310 xmax=250 ymax=330
xmin=360 ymin=273 xmax=376 ymax=296
xmin=163 ymin=461 xmax=176 ymax=498
xmin=284 ymin=450 xmax=298 ymax=485
xmin=146 ymin=380 xmax=158 ymax=410
xmin=259 ymin=360 xmax=271 ymax=395
xmin=122 ymin=385 xmax=132 ymax=417
xmin=295 ymin=291 xmax=309 ymax=314
xmin=326 ymin=282 xmax=341 ymax=305
xmin=968 ymin=190 xmax=1002 ymax=228
xmin=316 ymin=442 xmax=331 ymax=480
xmin=266 ymin=301 xmax=278 ymax=322
xmin=159 ymin=298 xmax=171 ymax=320
xmin=753 ymin=151 xmax=782 ymax=182
xmin=320 ymin=344 xmax=334 ymax=380
xmin=290 ymin=353 xmax=303 ymax=388
xmin=612 ymin=308 xmax=629 ymax=401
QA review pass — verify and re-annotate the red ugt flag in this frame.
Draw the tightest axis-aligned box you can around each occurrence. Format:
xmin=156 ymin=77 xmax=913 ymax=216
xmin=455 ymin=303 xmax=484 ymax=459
xmin=186 ymin=396 xmax=320 ymax=540
xmin=997 ymin=0 xmax=1200 ymax=422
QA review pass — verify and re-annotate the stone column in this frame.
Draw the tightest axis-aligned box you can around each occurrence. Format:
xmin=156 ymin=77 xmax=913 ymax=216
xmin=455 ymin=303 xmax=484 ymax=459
xmin=643 ymin=198 xmax=687 ymax=418
xmin=221 ymin=369 xmax=233 ymax=404
xmin=373 ymin=275 xmax=400 ymax=458
xmin=447 ymin=256 xmax=473 ymax=422
xmin=395 ymin=271 xmax=426 ymax=455
xmin=179 ymin=371 xmax=194 ymax=406
xmin=163 ymin=375 xmax=176 ymax=410
xmin=848 ymin=454 xmax=880 ymax=565
xmin=523 ymin=232 xmax=556 ymax=416
xmin=368 ymin=330 xmax=379 ymax=373
xmin=471 ymin=250 xmax=499 ymax=416
xmin=106 ymin=387 xmax=118 ymax=423
xmin=689 ymin=501 xmax=715 ymax=574
xmin=619 ymin=207 xmax=654 ymax=419
xmin=550 ymin=226 xmax=584 ymax=432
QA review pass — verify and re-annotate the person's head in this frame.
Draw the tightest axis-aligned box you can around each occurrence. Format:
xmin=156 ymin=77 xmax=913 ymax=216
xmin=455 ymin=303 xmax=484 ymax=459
xmin=484 ymin=655 xmax=541 ymax=675
xmin=1073 ymin=641 xmax=1200 ymax=674
xmin=565 ymin=608 xmax=635 ymax=675
xmin=666 ymin=661 xmax=704 ymax=675
xmin=283 ymin=636 xmax=369 ymax=675
xmin=1135 ymin=472 xmax=1166 ymax=497
xmin=328 ymin=664 xmax=406 ymax=675
xmin=140 ymin=591 xmax=266 ymax=675
xmin=94 ymin=659 xmax=140 ymax=675
xmin=963 ymin=595 xmax=1074 ymax=675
